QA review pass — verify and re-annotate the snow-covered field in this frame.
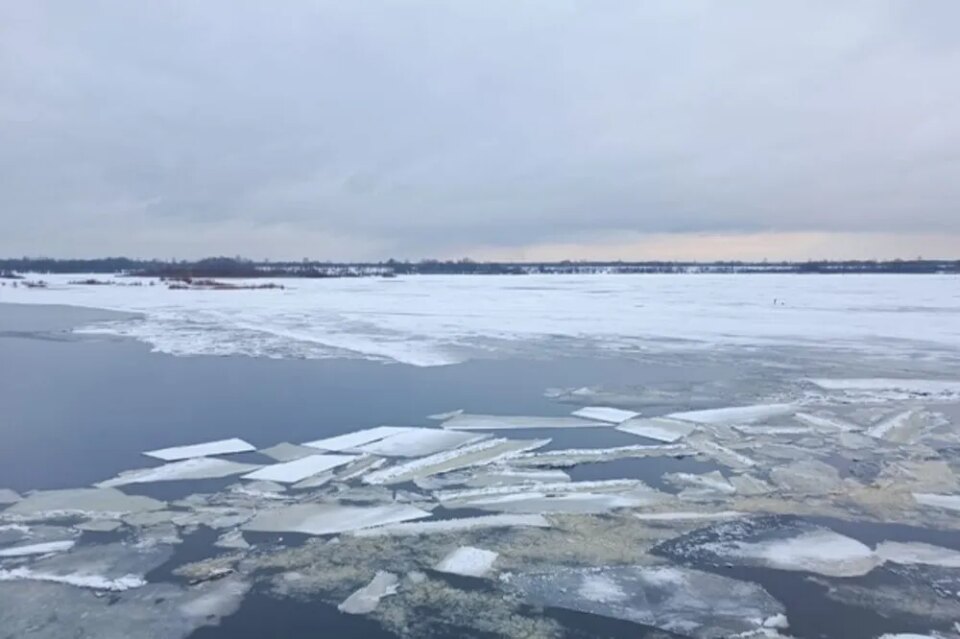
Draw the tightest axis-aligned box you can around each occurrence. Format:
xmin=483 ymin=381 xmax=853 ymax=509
xmin=2 ymin=273 xmax=959 ymax=365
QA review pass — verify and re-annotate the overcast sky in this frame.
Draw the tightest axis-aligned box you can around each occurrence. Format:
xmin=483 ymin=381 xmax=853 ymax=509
xmin=2 ymin=1 xmax=959 ymax=260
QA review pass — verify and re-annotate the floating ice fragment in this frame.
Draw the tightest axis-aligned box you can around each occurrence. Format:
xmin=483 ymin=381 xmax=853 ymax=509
xmin=302 ymin=426 xmax=413 ymax=451
xmin=0 ymin=540 xmax=75 ymax=557
xmin=352 ymin=514 xmax=550 ymax=537
xmin=808 ymin=378 xmax=960 ymax=395
xmin=257 ymin=442 xmax=319 ymax=462
xmin=0 ymin=489 xmax=20 ymax=505
xmin=728 ymin=474 xmax=773 ymax=496
xmin=865 ymin=409 xmax=946 ymax=444
xmin=571 ymin=406 xmax=640 ymax=424
xmin=664 ymin=471 xmax=736 ymax=500
xmin=338 ymin=571 xmax=399 ymax=614
xmin=504 ymin=564 xmax=785 ymax=639
xmin=144 ymin=438 xmax=255 ymax=461
xmin=416 ymin=467 xmax=571 ymax=490
xmin=229 ymin=480 xmax=287 ymax=499
xmin=876 ymin=541 xmax=960 ymax=568
xmin=510 ymin=443 xmax=689 ymax=467
xmin=667 ymin=404 xmax=794 ymax=425
xmin=76 ymin=519 xmax=124 ymax=533
xmin=913 ymin=493 xmax=960 ymax=513
xmin=97 ymin=458 xmax=261 ymax=488
xmin=427 ymin=409 xmax=463 ymax=420
xmin=769 ymin=460 xmax=842 ymax=494
xmin=353 ymin=428 xmax=486 ymax=457
xmin=794 ymin=412 xmax=859 ymax=432
xmin=241 ymin=454 xmax=357 ymax=483
xmin=242 ymin=503 xmax=431 ymax=535
xmin=291 ymin=471 xmax=336 ymax=490
xmin=617 ymin=417 xmax=696 ymax=442
xmin=688 ymin=437 xmax=757 ymax=469
xmin=441 ymin=414 xmax=603 ymax=430
xmin=434 ymin=546 xmax=498 ymax=577
xmin=5 ymin=488 xmax=164 ymax=520
xmin=362 ymin=438 xmax=550 ymax=485
xmin=214 ymin=529 xmax=250 ymax=550
xmin=0 ymin=567 xmax=146 ymax=591
xmin=445 ymin=491 xmax=660 ymax=514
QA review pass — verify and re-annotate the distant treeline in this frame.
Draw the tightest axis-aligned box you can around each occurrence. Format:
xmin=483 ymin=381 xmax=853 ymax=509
xmin=2 ymin=256 xmax=959 ymax=277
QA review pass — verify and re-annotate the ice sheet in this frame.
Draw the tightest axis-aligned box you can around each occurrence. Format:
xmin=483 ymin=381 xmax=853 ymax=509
xmin=241 ymin=454 xmax=357 ymax=483
xmin=793 ymin=412 xmax=859 ymax=432
xmin=504 ymin=564 xmax=785 ymax=639
xmin=143 ymin=438 xmax=255 ymax=461
xmin=258 ymin=442 xmax=319 ymax=462
xmin=570 ymin=406 xmax=640 ymax=424
xmin=352 ymin=514 xmax=551 ymax=537
xmin=913 ymin=493 xmax=960 ymax=512
xmin=97 ymin=458 xmax=261 ymax=488
xmin=876 ymin=541 xmax=960 ymax=568
xmin=808 ymin=378 xmax=960 ymax=395
xmin=302 ymin=426 xmax=414 ymax=451
xmin=0 ymin=540 xmax=75 ymax=557
xmin=441 ymin=413 xmax=603 ymax=430
xmin=242 ymin=503 xmax=431 ymax=535
xmin=0 ymin=567 xmax=145 ymax=591
xmin=617 ymin=417 xmax=696 ymax=442
xmin=338 ymin=571 xmax=399 ymax=614
xmin=667 ymin=404 xmax=795 ymax=425
xmin=4 ymin=488 xmax=165 ymax=519
xmin=434 ymin=546 xmax=499 ymax=577
xmin=0 ymin=489 xmax=20 ymax=505
xmin=352 ymin=428 xmax=486 ymax=457
xmin=0 ymin=542 xmax=173 ymax=591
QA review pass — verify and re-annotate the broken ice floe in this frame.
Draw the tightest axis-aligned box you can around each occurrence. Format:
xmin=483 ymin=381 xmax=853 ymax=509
xmin=97 ymin=457 xmax=261 ymax=488
xmin=352 ymin=428 xmax=486 ymax=457
xmin=616 ymin=416 xmax=696 ymax=442
xmin=414 ymin=466 xmax=570 ymax=490
xmin=570 ymin=406 xmax=640 ymax=424
xmin=666 ymin=403 xmax=794 ymax=425
xmin=503 ymin=564 xmax=786 ymax=639
xmin=0 ymin=489 xmax=20 ymax=505
xmin=362 ymin=438 xmax=550 ymax=485
xmin=0 ymin=539 xmax=76 ymax=557
xmin=440 ymin=413 xmax=603 ymax=430
xmin=4 ymin=488 xmax=164 ymax=520
xmin=351 ymin=513 xmax=551 ymax=537
xmin=913 ymin=493 xmax=960 ymax=513
xmin=241 ymin=454 xmax=357 ymax=483
xmin=144 ymin=437 xmax=255 ymax=461
xmin=808 ymin=378 xmax=960 ymax=397
xmin=769 ymin=460 xmax=843 ymax=494
xmin=76 ymin=519 xmax=124 ymax=532
xmin=302 ymin=426 xmax=413 ymax=451
xmin=865 ymin=409 xmax=948 ymax=444
xmin=655 ymin=517 xmax=880 ymax=577
xmin=794 ymin=411 xmax=860 ymax=432
xmin=242 ymin=503 xmax=431 ymax=535
xmin=664 ymin=471 xmax=736 ymax=500
xmin=434 ymin=546 xmax=499 ymax=577
xmin=687 ymin=436 xmax=757 ymax=469
xmin=509 ymin=443 xmax=689 ymax=467
xmin=875 ymin=541 xmax=960 ymax=568
xmin=214 ymin=529 xmax=250 ymax=550
xmin=338 ymin=570 xmax=399 ymax=614
xmin=257 ymin=442 xmax=319 ymax=462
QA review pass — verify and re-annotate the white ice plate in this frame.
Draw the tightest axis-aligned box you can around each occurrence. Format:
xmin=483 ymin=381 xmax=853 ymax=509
xmin=241 ymin=454 xmax=357 ymax=483
xmin=352 ymin=428 xmax=486 ymax=457
xmin=571 ymin=407 xmax=640 ymax=424
xmin=302 ymin=426 xmax=414 ymax=451
xmin=144 ymin=438 xmax=255 ymax=461
xmin=434 ymin=546 xmax=498 ymax=577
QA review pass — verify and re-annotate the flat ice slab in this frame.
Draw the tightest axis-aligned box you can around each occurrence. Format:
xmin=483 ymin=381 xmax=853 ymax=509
xmin=505 ymin=564 xmax=785 ymax=639
xmin=5 ymin=488 xmax=164 ymax=519
xmin=97 ymin=458 xmax=261 ymax=488
xmin=808 ymin=378 xmax=960 ymax=394
xmin=876 ymin=541 xmax=960 ymax=568
xmin=441 ymin=414 xmax=604 ymax=430
xmin=257 ymin=442 xmax=319 ymax=462
xmin=0 ymin=540 xmax=76 ymax=557
xmin=617 ymin=417 xmax=696 ymax=443
xmin=667 ymin=404 xmax=794 ymax=425
xmin=434 ymin=546 xmax=498 ymax=577
xmin=0 ymin=488 xmax=20 ymax=505
xmin=634 ymin=511 xmax=745 ymax=522
xmin=143 ymin=438 xmax=255 ymax=461
xmin=913 ymin=493 xmax=960 ymax=512
xmin=352 ymin=513 xmax=551 ymax=537
xmin=353 ymin=428 xmax=486 ymax=457
xmin=338 ymin=571 xmax=399 ymax=614
xmin=302 ymin=426 xmax=413 ymax=451
xmin=570 ymin=407 xmax=640 ymax=424
xmin=241 ymin=454 xmax=357 ymax=483
xmin=242 ymin=503 xmax=431 ymax=535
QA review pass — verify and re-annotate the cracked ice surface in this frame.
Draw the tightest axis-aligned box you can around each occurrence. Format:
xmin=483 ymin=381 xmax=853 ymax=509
xmin=504 ymin=564 xmax=785 ymax=639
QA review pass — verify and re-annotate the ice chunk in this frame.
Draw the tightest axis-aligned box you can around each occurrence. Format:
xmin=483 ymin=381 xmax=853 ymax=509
xmin=794 ymin=412 xmax=859 ymax=432
xmin=510 ymin=443 xmax=689 ymax=467
xmin=258 ymin=442 xmax=319 ymax=462
xmin=0 ymin=540 xmax=75 ymax=557
xmin=416 ymin=467 xmax=571 ymax=490
xmin=913 ymin=493 xmax=960 ymax=513
xmin=352 ymin=514 xmax=550 ymax=537
xmin=242 ymin=503 xmax=431 ymax=535
xmin=667 ymin=404 xmax=794 ymax=425
xmin=352 ymin=428 xmax=486 ymax=457
xmin=144 ymin=438 xmax=255 ymax=461
xmin=617 ymin=417 xmax=696 ymax=442
xmin=865 ymin=409 xmax=945 ymax=443
xmin=635 ymin=511 xmax=745 ymax=522
xmin=302 ymin=426 xmax=414 ymax=451
xmin=5 ymin=488 xmax=164 ymax=520
xmin=657 ymin=518 xmax=879 ymax=577
xmin=76 ymin=519 xmax=124 ymax=533
xmin=213 ymin=529 xmax=250 ymax=550
xmin=664 ymin=471 xmax=736 ymax=500
xmin=229 ymin=480 xmax=287 ymax=499
xmin=97 ymin=458 xmax=260 ymax=488
xmin=688 ymin=437 xmax=757 ymax=469
xmin=434 ymin=546 xmax=498 ymax=577
xmin=769 ymin=460 xmax=842 ymax=494
xmin=808 ymin=378 xmax=960 ymax=395
xmin=241 ymin=454 xmax=357 ymax=483
xmin=291 ymin=471 xmax=336 ymax=490
xmin=441 ymin=413 xmax=604 ymax=430
xmin=570 ymin=406 xmax=640 ymax=424
xmin=362 ymin=438 xmax=550 ymax=485
xmin=338 ymin=571 xmax=399 ymax=614
xmin=0 ymin=488 xmax=20 ymax=505
xmin=876 ymin=541 xmax=960 ymax=568
xmin=0 ymin=567 xmax=145 ymax=591
xmin=442 ymin=491 xmax=661 ymax=514
xmin=728 ymin=474 xmax=773 ymax=496
xmin=504 ymin=564 xmax=785 ymax=639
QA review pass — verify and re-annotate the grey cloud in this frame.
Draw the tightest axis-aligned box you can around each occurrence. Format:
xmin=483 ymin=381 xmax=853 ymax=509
xmin=1 ymin=1 xmax=959 ymax=258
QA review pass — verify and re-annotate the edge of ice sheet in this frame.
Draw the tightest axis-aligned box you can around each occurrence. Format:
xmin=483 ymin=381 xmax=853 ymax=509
xmin=441 ymin=414 xmax=604 ymax=430
xmin=0 ymin=567 xmax=146 ymax=591
xmin=667 ymin=404 xmax=794 ymax=425
xmin=434 ymin=546 xmax=499 ymax=577
xmin=4 ymin=488 xmax=165 ymax=519
xmin=617 ymin=417 xmax=696 ymax=443
xmin=570 ymin=407 xmax=640 ymax=424
xmin=302 ymin=426 xmax=414 ymax=451
xmin=242 ymin=503 xmax=431 ymax=535
xmin=338 ymin=571 xmax=399 ymax=614
xmin=143 ymin=438 xmax=255 ymax=461
xmin=97 ymin=458 xmax=261 ymax=488
xmin=352 ymin=428 xmax=487 ymax=457
xmin=352 ymin=513 xmax=551 ymax=537
xmin=241 ymin=454 xmax=357 ymax=483
xmin=0 ymin=540 xmax=76 ymax=557
xmin=808 ymin=378 xmax=960 ymax=394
